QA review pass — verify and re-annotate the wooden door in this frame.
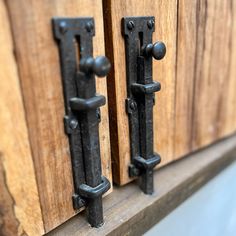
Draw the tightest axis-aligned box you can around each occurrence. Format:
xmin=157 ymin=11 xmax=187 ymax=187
xmin=189 ymin=0 xmax=236 ymax=149
xmin=0 ymin=1 xmax=44 ymax=235
xmin=175 ymin=0 xmax=236 ymax=155
xmin=0 ymin=0 xmax=112 ymax=234
xmin=103 ymin=0 xmax=177 ymax=184
xmin=104 ymin=0 xmax=236 ymax=185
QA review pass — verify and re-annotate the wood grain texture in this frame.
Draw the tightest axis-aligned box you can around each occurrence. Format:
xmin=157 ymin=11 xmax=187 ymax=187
xmin=106 ymin=0 xmax=236 ymax=185
xmin=217 ymin=0 xmax=236 ymax=137
xmin=174 ymin=0 xmax=197 ymax=158
xmin=191 ymin=0 xmax=236 ymax=149
xmin=0 ymin=159 xmax=20 ymax=236
xmin=104 ymin=0 xmax=177 ymax=184
xmin=0 ymin=0 xmax=44 ymax=235
xmin=6 ymin=0 xmax=112 ymax=232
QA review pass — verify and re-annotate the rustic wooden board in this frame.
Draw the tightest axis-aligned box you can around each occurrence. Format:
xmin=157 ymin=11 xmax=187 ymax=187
xmin=105 ymin=0 xmax=236 ymax=185
xmin=0 ymin=1 xmax=44 ymax=235
xmin=104 ymin=0 xmax=177 ymax=184
xmin=174 ymin=0 xmax=198 ymax=158
xmin=6 ymin=0 xmax=112 ymax=232
xmin=217 ymin=0 xmax=236 ymax=137
xmin=191 ymin=0 xmax=236 ymax=149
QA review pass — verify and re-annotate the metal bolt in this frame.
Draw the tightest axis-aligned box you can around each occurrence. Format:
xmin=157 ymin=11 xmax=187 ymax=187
xmin=147 ymin=19 xmax=155 ymax=29
xmin=127 ymin=21 xmax=135 ymax=30
xmin=59 ymin=21 xmax=68 ymax=34
xmin=129 ymin=100 xmax=137 ymax=111
xmin=69 ymin=119 xmax=78 ymax=130
xmin=86 ymin=21 xmax=94 ymax=32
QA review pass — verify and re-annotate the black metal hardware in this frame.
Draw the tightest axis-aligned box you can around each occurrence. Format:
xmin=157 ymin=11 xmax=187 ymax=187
xmin=122 ymin=17 xmax=166 ymax=194
xmin=53 ymin=17 xmax=111 ymax=227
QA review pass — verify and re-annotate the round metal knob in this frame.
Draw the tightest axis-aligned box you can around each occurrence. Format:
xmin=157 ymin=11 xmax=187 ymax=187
xmin=143 ymin=41 xmax=166 ymax=60
xmin=80 ymin=56 xmax=111 ymax=77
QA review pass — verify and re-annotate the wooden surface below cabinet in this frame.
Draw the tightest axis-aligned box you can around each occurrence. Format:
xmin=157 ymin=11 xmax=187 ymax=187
xmin=0 ymin=0 xmax=112 ymax=234
xmin=103 ymin=0 xmax=236 ymax=185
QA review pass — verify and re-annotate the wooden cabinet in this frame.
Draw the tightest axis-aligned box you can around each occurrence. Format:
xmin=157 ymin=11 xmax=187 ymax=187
xmin=0 ymin=0 xmax=236 ymax=235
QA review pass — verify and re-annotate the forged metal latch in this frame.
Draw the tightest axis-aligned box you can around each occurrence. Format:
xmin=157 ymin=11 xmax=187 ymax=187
xmin=122 ymin=16 xmax=166 ymax=194
xmin=53 ymin=17 xmax=111 ymax=227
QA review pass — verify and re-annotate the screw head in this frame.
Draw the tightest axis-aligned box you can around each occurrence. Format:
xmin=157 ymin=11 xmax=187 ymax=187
xmin=127 ymin=21 xmax=135 ymax=30
xmin=130 ymin=100 xmax=137 ymax=111
xmin=69 ymin=119 xmax=78 ymax=130
xmin=59 ymin=21 xmax=68 ymax=34
xmin=86 ymin=21 xmax=94 ymax=32
xmin=147 ymin=19 xmax=155 ymax=29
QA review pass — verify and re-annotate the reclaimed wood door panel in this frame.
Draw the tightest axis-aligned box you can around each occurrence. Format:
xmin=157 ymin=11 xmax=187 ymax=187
xmin=222 ymin=0 xmax=236 ymax=136
xmin=0 ymin=1 xmax=44 ymax=235
xmin=4 ymin=0 xmax=112 ymax=233
xmin=176 ymin=0 xmax=236 ymax=156
xmin=104 ymin=0 xmax=236 ymax=186
xmin=190 ymin=0 xmax=236 ymax=149
xmin=174 ymin=0 xmax=198 ymax=158
xmin=103 ymin=0 xmax=177 ymax=184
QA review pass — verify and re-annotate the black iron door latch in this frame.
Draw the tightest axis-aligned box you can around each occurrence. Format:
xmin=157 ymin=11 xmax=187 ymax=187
xmin=53 ymin=17 xmax=111 ymax=227
xmin=122 ymin=17 xmax=166 ymax=194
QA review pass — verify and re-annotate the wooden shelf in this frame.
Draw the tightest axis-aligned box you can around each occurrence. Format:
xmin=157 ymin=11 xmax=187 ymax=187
xmin=47 ymin=134 xmax=236 ymax=236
